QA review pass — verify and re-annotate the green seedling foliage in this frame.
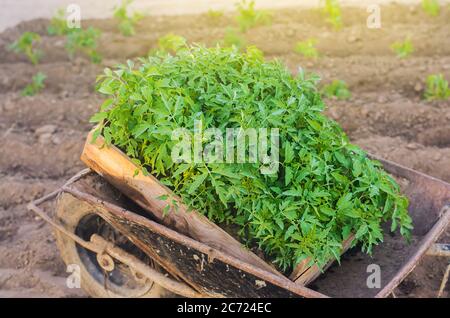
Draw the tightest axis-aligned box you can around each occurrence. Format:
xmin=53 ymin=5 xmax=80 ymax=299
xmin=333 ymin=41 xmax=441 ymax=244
xmin=91 ymin=46 xmax=412 ymax=272
xmin=47 ymin=9 xmax=71 ymax=35
xmin=424 ymin=74 xmax=450 ymax=101
xmin=222 ymin=28 xmax=247 ymax=50
xmin=321 ymin=0 xmax=343 ymax=30
xmin=391 ymin=37 xmax=414 ymax=59
xmin=65 ymin=27 xmax=102 ymax=63
xmin=422 ymin=0 xmax=440 ymax=16
xmin=21 ymin=72 xmax=46 ymax=96
xmin=321 ymin=80 xmax=351 ymax=100
xmin=235 ymin=0 xmax=272 ymax=32
xmin=113 ymin=0 xmax=144 ymax=36
xmin=9 ymin=32 xmax=42 ymax=65
xmin=205 ymin=9 xmax=224 ymax=25
xmin=294 ymin=39 xmax=319 ymax=59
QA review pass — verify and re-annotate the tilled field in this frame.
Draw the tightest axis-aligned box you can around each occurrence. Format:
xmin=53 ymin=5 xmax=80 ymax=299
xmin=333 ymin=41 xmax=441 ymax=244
xmin=0 ymin=4 xmax=449 ymax=297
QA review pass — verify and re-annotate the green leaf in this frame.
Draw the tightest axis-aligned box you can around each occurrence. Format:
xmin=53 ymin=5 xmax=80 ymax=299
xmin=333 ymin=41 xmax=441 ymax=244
xmin=355 ymin=224 xmax=368 ymax=239
xmin=89 ymin=112 xmax=107 ymax=123
xmin=188 ymin=172 xmax=208 ymax=194
xmin=284 ymin=142 xmax=294 ymax=163
xmin=285 ymin=166 xmax=293 ymax=186
xmin=306 ymin=119 xmax=322 ymax=131
xmin=331 ymin=172 xmax=349 ymax=184
xmin=282 ymin=189 xmax=302 ymax=197
xmin=132 ymin=123 xmax=152 ymax=138
xmin=284 ymin=225 xmax=296 ymax=240
xmin=172 ymin=164 xmax=190 ymax=178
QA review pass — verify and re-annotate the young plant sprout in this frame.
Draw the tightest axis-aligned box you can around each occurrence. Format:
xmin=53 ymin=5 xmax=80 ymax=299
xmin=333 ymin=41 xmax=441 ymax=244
xmin=21 ymin=72 xmax=46 ymax=96
xmin=47 ymin=9 xmax=71 ymax=36
xmin=9 ymin=32 xmax=42 ymax=65
xmin=235 ymin=0 xmax=272 ymax=32
xmin=113 ymin=0 xmax=144 ymax=36
xmin=222 ymin=28 xmax=247 ymax=50
xmin=391 ymin=37 xmax=414 ymax=59
xmin=65 ymin=27 xmax=102 ymax=63
xmin=424 ymin=74 xmax=450 ymax=101
xmin=294 ymin=39 xmax=319 ymax=59
xmin=321 ymin=0 xmax=343 ymax=30
xmin=205 ymin=9 xmax=225 ymax=25
xmin=421 ymin=0 xmax=440 ymax=16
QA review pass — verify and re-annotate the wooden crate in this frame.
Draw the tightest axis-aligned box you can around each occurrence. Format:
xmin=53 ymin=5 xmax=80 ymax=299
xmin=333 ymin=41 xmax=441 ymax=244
xmin=81 ymin=129 xmax=352 ymax=286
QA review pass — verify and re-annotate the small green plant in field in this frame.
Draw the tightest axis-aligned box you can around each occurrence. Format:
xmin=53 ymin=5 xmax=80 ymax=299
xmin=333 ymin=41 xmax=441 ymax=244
xmin=246 ymin=45 xmax=264 ymax=61
xmin=223 ymin=28 xmax=247 ymax=50
xmin=321 ymin=80 xmax=351 ymax=100
xmin=235 ymin=0 xmax=272 ymax=32
xmin=422 ymin=0 xmax=440 ymax=16
xmin=205 ymin=9 xmax=224 ymax=24
xmin=294 ymin=39 xmax=319 ymax=59
xmin=113 ymin=0 xmax=144 ymax=36
xmin=391 ymin=37 xmax=414 ymax=59
xmin=21 ymin=72 xmax=46 ymax=96
xmin=91 ymin=45 xmax=412 ymax=271
xmin=424 ymin=74 xmax=450 ymax=101
xmin=47 ymin=9 xmax=71 ymax=35
xmin=157 ymin=34 xmax=187 ymax=54
xmin=65 ymin=27 xmax=102 ymax=63
xmin=321 ymin=0 xmax=343 ymax=30
xmin=9 ymin=32 xmax=42 ymax=65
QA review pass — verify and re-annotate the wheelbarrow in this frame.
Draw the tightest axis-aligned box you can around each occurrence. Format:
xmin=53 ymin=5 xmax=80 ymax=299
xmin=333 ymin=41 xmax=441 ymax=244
xmin=27 ymin=132 xmax=450 ymax=298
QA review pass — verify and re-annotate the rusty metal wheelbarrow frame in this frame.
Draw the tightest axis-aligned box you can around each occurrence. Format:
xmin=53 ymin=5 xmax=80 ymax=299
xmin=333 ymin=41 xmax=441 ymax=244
xmin=27 ymin=155 xmax=450 ymax=298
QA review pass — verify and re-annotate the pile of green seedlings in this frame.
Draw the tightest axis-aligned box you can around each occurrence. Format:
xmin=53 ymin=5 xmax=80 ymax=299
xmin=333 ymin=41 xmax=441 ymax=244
xmin=91 ymin=46 xmax=413 ymax=272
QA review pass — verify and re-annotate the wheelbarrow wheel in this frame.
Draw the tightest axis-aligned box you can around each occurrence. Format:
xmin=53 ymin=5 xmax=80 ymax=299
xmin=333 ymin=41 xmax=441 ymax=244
xmin=54 ymin=192 xmax=168 ymax=298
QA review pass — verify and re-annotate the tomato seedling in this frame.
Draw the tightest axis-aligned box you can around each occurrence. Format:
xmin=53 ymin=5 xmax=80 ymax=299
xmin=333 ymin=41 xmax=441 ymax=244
xmin=321 ymin=0 xmax=343 ymax=30
xmin=235 ymin=0 xmax=272 ymax=32
xmin=424 ymin=74 xmax=450 ymax=101
xmin=222 ymin=27 xmax=247 ymax=50
xmin=321 ymin=80 xmax=351 ymax=100
xmin=65 ymin=27 xmax=102 ymax=63
xmin=9 ymin=32 xmax=42 ymax=65
xmin=422 ymin=0 xmax=440 ymax=16
xmin=47 ymin=9 xmax=71 ymax=36
xmin=391 ymin=37 xmax=414 ymax=59
xmin=205 ymin=9 xmax=224 ymax=25
xmin=21 ymin=72 xmax=46 ymax=96
xmin=294 ymin=39 xmax=319 ymax=59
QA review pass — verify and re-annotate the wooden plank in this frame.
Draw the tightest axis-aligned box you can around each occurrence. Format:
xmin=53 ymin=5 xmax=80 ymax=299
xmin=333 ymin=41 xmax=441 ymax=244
xmin=291 ymin=234 xmax=355 ymax=285
xmin=80 ymin=130 xmax=280 ymax=276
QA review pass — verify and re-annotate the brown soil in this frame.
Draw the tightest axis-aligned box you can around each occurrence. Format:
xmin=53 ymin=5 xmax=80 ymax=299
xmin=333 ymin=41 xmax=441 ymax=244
xmin=0 ymin=4 xmax=449 ymax=297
